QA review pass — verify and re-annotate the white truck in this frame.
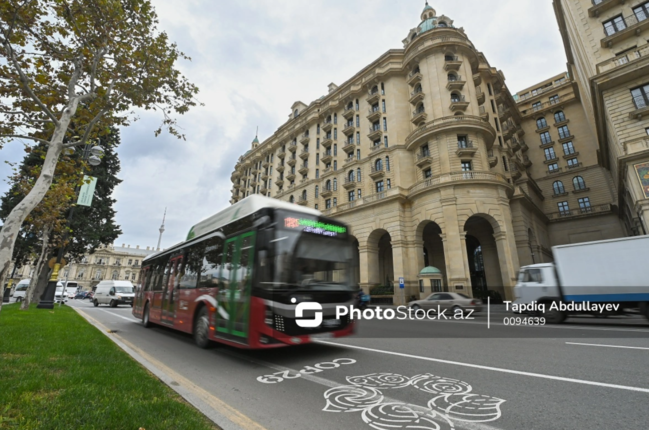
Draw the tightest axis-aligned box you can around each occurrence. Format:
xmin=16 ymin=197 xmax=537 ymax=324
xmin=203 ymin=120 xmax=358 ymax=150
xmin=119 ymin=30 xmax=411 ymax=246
xmin=514 ymin=236 xmax=649 ymax=323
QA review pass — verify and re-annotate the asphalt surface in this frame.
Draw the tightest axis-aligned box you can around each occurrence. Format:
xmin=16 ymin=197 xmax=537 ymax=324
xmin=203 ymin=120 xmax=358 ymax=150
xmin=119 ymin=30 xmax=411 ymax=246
xmin=68 ymin=299 xmax=649 ymax=430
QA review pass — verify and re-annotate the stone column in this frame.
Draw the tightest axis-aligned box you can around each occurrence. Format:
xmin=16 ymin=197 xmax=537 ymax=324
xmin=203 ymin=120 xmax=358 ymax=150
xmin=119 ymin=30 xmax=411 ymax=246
xmin=358 ymin=245 xmax=378 ymax=294
xmin=493 ymin=231 xmax=518 ymax=301
xmin=390 ymin=239 xmax=421 ymax=305
xmin=440 ymin=197 xmax=471 ymax=293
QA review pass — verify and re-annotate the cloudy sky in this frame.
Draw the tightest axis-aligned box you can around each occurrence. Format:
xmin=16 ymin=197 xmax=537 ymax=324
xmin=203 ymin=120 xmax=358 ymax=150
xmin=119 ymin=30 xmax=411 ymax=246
xmin=0 ymin=0 xmax=566 ymax=251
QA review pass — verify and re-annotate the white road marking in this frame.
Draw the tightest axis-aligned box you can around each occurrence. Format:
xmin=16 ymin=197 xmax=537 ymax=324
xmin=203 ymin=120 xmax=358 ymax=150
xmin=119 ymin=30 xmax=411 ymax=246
xmin=98 ymin=309 xmax=140 ymax=323
xmin=316 ymin=341 xmax=649 ymax=394
xmin=224 ymin=350 xmax=502 ymax=430
xmin=565 ymin=342 xmax=649 ymax=351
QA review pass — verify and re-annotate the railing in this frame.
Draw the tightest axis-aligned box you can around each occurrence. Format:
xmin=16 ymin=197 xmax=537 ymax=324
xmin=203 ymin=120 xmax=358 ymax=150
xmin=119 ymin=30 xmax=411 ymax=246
xmin=409 ymin=171 xmax=508 ymax=193
xmin=603 ymin=12 xmax=648 ymax=38
xmin=448 ymin=75 xmax=462 ymax=82
xmin=300 ymin=149 xmax=309 ymax=156
xmin=408 ymin=69 xmax=421 ymax=78
xmin=417 ymin=153 xmax=431 ymax=160
xmin=548 ymin=204 xmax=612 ymax=220
xmin=371 ymin=166 xmax=384 ymax=173
xmin=370 ymin=144 xmax=385 ymax=152
xmin=369 ymin=125 xmax=382 ymax=133
xmin=518 ymin=79 xmax=570 ymax=101
xmin=597 ymin=45 xmax=649 ymax=73
xmin=405 ymin=115 xmax=490 ymax=146
xmin=410 ymin=88 xmax=423 ymax=97
xmin=368 ymin=107 xmax=381 ymax=115
xmin=343 ymin=106 xmax=356 ymax=115
xmin=479 ymin=105 xmax=486 ymax=115
xmin=450 ymin=95 xmax=466 ymax=103
xmin=412 ymin=108 xmax=426 ymax=117
xmin=345 ymin=122 xmax=354 ymax=128
xmin=445 ymin=55 xmax=459 ymax=61
xmin=457 ymin=140 xmax=474 ymax=149
xmin=344 ymin=178 xmax=357 ymax=185
xmin=344 ymin=157 xmax=356 ymax=164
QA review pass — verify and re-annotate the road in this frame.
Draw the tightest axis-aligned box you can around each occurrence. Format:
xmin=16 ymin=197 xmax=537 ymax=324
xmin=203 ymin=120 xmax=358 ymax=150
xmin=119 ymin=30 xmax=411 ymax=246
xmin=68 ymin=299 xmax=649 ymax=430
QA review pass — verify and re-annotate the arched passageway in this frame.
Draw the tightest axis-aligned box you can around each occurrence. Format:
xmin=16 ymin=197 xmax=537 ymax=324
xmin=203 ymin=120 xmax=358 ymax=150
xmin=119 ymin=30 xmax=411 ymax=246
xmin=464 ymin=215 xmax=504 ymax=299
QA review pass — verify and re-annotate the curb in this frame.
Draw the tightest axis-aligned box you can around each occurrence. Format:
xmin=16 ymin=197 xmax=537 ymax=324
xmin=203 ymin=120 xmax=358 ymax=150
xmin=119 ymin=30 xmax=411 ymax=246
xmin=71 ymin=306 xmax=268 ymax=430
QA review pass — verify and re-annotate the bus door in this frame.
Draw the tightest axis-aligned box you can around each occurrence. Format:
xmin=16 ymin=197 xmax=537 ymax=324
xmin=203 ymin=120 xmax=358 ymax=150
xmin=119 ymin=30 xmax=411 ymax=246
xmin=216 ymin=232 xmax=256 ymax=340
xmin=161 ymin=256 xmax=182 ymax=325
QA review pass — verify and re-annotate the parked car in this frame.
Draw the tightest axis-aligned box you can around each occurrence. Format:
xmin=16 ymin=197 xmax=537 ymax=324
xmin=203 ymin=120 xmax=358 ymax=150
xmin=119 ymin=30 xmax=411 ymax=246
xmin=408 ymin=292 xmax=482 ymax=314
xmin=93 ymin=280 xmax=135 ymax=307
xmin=74 ymin=291 xmax=89 ymax=299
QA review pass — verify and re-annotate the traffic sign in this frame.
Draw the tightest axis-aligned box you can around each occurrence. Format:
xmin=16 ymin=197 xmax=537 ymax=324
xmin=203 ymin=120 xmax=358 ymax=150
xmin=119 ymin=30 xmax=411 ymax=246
xmin=399 ymin=277 xmax=405 ymax=289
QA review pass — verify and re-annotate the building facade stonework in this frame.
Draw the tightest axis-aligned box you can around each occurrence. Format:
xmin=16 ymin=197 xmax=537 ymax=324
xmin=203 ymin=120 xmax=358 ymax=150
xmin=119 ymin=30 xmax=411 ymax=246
xmin=229 ymin=3 xmax=641 ymax=304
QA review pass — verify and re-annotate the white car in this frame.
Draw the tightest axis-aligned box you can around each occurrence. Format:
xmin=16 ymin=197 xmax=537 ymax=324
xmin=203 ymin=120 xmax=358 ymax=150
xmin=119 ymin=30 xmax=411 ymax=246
xmin=54 ymin=285 xmax=68 ymax=303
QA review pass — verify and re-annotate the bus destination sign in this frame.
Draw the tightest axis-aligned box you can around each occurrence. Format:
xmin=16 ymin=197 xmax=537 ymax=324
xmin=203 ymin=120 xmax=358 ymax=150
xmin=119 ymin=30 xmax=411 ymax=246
xmin=283 ymin=217 xmax=347 ymax=237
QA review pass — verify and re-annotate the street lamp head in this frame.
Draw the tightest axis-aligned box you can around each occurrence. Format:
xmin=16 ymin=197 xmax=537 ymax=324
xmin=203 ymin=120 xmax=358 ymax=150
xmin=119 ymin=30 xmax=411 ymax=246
xmin=88 ymin=155 xmax=101 ymax=166
xmin=90 ymin=146 xmax=105 ymax=157
xmin=63 ymin=148 xmax=75 ymax=156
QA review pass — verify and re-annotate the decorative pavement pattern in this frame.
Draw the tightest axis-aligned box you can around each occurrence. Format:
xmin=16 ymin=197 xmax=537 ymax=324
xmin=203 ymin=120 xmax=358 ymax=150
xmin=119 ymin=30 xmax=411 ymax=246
xmin=323 ymin=373 xmax=506 ymax=430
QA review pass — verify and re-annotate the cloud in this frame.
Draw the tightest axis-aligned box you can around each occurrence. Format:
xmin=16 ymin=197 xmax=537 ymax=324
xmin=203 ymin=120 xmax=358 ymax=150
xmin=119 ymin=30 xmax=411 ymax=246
xmin=0 ymin=0 xmax=567 ymax=250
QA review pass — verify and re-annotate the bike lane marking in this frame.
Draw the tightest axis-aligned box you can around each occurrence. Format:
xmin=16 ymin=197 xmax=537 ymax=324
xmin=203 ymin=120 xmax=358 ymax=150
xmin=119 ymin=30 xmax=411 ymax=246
xmin=316 ymin=340 xmax=649 ymax=394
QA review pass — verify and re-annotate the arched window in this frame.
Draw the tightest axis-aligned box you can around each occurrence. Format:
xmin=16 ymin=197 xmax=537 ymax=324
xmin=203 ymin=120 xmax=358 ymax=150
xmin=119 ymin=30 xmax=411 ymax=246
xmin=573 ymin=176 xmax=586 ymax=190
xmin=412 ymin=65 xmax=420 ymax=74
xmin=554 ymin=111 xmax=566 ymax=123
xmin=447 ymin=73 xmax=457 ymax=82
xmin=438 ymin=21 xmax=448 ymax=27
xmin=375 ymin=158 xmax=383 ymax=171
xmin=325 ymin=180 xmax=331 ymax=191
xmin=95 ymin=269 xmax=102 ymax=280
xmin=294 ymin=109 xmax=299 ymax=118
xmin=451 ymin=92 xmax=461 ymax=102
xmin=385 ymin=156 xmax=390 ymax=171
xmin=356 ymin=168 xmax=361 ymax=182
xmin=348 ymin=171 xmax=355 ymax=181
xmin=502 ymin=156 xmax=509 ymax=171
xmin=356 ymin=131 xmax=360 ymax=144
xmin=416 ymin=103 xmax=425 ymax=114
xmin=552 ymin=181 xmax=565 ymax=195
xmin=289 ymin=195 xmax=294 ymax=203
xmin=315 ymin=185 xmax=319 ymax=198
xmin=302 ymin=190 xmax=307 ymax=200
xmin=326 ymin=115 xmax=332 ymax=123
xmin=414 ymin=83 xmax=423 ymax=93
xmin=347 ymin=101 xmax=353 ymax=110
xmin=333 ymin=160 xmax=337 ymax=170
xmin=536 ymin=117 xmax=547 ymax=129
xmin=333 ymin=113 xmax=337 ymax=124
xmin=371 ymin=85 xmax=378 ymax=95
xmin=445 ymin=54 xmax=455 ymax=61
xmin=333 ymin=178 xmax=337 ymax=191
xmin=112 ymin=270 xmax=119 ymax=280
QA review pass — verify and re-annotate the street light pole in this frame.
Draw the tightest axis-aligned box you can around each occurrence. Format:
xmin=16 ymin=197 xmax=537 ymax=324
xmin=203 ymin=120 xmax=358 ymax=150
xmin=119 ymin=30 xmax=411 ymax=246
xmin=37 ymin=142 xmax=104 ymax=309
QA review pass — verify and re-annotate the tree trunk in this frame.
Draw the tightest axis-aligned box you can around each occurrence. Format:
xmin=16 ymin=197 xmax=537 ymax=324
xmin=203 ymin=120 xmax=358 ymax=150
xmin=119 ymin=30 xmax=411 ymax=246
xmin=20 ymin=227 xmax=51 ymax=310
xmin=0 ymin=98 xmax=80 ymax=314
xmin=31 ymin=256 xmax=53 ymax=306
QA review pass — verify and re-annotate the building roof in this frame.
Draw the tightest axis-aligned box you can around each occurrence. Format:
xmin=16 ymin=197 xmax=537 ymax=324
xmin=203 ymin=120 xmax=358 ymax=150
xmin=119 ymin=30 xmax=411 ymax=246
xmin=419 ymin=266 xmax=442 ymax=275
xmin=112 ymin=246 xmax=157 ymax=257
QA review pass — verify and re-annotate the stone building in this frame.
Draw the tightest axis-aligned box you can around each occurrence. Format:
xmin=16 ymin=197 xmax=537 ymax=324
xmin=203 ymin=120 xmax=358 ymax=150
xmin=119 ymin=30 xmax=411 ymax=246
xmin=9 ymin=244 xmax=158 ymax=290
xmin=229 ymin=3 xmax=643 ymax=304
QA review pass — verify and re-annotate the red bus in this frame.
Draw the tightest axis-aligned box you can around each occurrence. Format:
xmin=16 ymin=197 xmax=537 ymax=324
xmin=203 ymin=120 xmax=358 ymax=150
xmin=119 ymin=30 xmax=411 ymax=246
xmin=132 ymin=195 xmax=357 ymax=349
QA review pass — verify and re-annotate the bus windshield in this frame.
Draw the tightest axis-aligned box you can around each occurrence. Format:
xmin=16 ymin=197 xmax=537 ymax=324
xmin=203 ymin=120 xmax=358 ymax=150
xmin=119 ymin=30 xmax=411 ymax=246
xmin=268 ymin=228 xmax=354 ymax=290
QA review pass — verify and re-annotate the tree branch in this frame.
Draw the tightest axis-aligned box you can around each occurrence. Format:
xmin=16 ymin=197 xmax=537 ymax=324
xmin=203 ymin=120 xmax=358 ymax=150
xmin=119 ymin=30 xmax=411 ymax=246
xmin=1 ymin=134 xmax=51 ymax=145
xmin=0 ymin=36 xmax=61 ymax=127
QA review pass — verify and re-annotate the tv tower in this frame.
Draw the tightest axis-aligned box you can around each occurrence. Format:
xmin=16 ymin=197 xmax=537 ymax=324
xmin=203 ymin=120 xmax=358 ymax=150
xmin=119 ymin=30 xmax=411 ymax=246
xmin=156 ymin=207 xmax=166 ymax=251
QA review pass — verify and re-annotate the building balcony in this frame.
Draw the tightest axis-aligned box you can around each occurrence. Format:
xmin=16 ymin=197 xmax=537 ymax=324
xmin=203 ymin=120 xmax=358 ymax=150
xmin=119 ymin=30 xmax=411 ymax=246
xmin=444 ymin=57 xmax=462 ymax=71
xmin=370 ymin=144 xmax=386 ymax=154
xmin=322 ymin=121 xmax=333 ymax=132
xmin=411 ymin=110 xmax=427 ymax=126
xmin=479 ymin=105 xmax=489 ymax=120
xmin=456 ymin=141 xmax=477 ymax=157
xmin=450 ymin=96 xmax=469 ymax=112
xmin=321 ymin=189 xmax=333 ymax=198
xmin=286 ymin=173 xmax=296 ymax=181
xmin=502 ymin=123 xmax=515 ymax=139
xmin=488 ymin=152 xmax=498 ymax=167
xmin=539 ymin=140 xmax=554 ymax=149
xmin=407 ymin=71 xmax=422 ymax=86
xmin=342 ymin=106 xmax=356 ymax=120
xmin=588 ymin=0 xmax=625 ymax=17
xmin=416 ymin=153 xmax=432 ymax=167
xmin=409 ymin=90 xmax=425 ymax=105
xmin=297 ymin=198 xmax=308 ymax=206
xmin=369 ymin=166 xmax=385 ymax=179
xmin=321 ymin=137 xmax=333 ymax=148
xmin=409 ymin=170 xmax=510 ymax=196
xmin=344 ymin=156 xmax=357 ymax=166
xmin=300 ymin=134 xmax=310 ymax=145
xmin=597 ymin=44 xmax=649 ymax=74
xmin=233 ymin=182 xmax=241 ymax=189
xmin=548 ymin=204 xmax=612 ymax=221
xmin=299 ymin=150 xmax=310 ymax=160
xmin=260 ymin=186 xmax=268 ymax=194
xmin=287 ymin=158 xmax=297 ymax=166
xmin=277 ymin=149 xmax=286 ymax=159
xmin=342 ymin=142 xmax=356 ymax=154
xmin=446 ymin=77 xmax=465 ymax=91
xmin=367 ymin=108 xmax=381 ymax=122
xmin=520 ymin=141 xmax=529 ymax=152
xmin=321 ymin=153 xmax=333 ymax=164
xmin=477 ymin=88 xmax=485 ymax=105
xmin=275 ymin=179 xmax=284 ymax=187
xmin=231 ymin=171 xmax=241 ymax=179
xmin=368 ymin=126 xmax=383 ymax=141
xmin=510 ymin=166 xmax=522 ymax=180
xmin=250 ymin=179 xmax=259 ymax=187
xmin=366 ymin=91 xmax=380 ymax=105
xmin=288 ymin=143 xmax=298 ymax=152
xmin=523 ymin=155 xmax=532 ymax=167
xmin=261 ymin=173 xmax=269 ymax=180
xmin=543 ymin=157 xmax=559 ymax=165
xmin=261 ymin=160 xmax=270 ymax=168
xmin=498 ymin=105 xmax=512 ymax=119
xmin=600 ymin=12 xmax=649 ymax=48
xmin=298 ymin=165 xmax=309 ymax=175
xmin=276 ymin=165 xmax=285 ymax=173
xmin=343 ymin=178 xmax=357 ymax=190
xmin=342 ymin=124 xmax=355 ymax=136
xmin=510 ymin=139 xmax=521 ymax=152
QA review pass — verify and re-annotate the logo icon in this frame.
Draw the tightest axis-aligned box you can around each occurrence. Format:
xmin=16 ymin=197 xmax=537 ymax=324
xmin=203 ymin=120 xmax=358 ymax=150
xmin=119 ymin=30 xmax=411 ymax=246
xmin=292 ymin=297 xmax=323 ymax=328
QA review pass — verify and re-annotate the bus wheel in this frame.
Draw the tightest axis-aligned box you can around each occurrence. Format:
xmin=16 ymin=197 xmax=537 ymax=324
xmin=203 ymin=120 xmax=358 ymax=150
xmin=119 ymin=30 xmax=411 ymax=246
xmin=193 ymin=307 xmax=211 ymax=349
xmin=143 ymin=303 xmax=152 ymax=328
xmin=93 ymin=300 xmax=99 ymax=307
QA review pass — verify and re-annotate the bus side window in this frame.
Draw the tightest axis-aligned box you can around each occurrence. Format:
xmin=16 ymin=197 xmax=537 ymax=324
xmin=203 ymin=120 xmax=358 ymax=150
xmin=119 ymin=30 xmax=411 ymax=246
xmin=200 ymin=236 xmax=223 ymax=289
xmin=182 ymin=243 xmax=204 ymax=289
xmin=221 ymin=241 xmax=237 ymax=290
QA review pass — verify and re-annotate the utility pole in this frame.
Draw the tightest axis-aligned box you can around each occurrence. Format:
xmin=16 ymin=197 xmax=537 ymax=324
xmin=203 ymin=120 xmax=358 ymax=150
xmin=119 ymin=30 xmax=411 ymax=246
xmin=156 ymin=207 xmax=166 ymax=251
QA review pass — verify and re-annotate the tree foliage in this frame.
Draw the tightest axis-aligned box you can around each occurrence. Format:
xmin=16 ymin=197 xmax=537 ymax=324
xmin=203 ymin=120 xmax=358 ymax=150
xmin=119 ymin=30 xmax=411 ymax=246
xmin=0 ymin=0 xmax=200 ymax=293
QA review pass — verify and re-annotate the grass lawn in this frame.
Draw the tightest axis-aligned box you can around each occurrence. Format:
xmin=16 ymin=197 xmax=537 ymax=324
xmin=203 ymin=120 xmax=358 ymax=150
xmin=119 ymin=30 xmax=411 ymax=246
xmin=0 ymin=303 xmax=219 ymax=430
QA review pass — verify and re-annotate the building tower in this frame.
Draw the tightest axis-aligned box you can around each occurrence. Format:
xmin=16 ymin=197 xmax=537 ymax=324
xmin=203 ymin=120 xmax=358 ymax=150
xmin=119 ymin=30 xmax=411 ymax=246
xmin=156 ymin=207 xmax=166 ymax=251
